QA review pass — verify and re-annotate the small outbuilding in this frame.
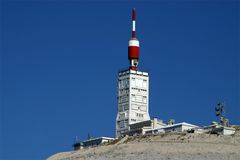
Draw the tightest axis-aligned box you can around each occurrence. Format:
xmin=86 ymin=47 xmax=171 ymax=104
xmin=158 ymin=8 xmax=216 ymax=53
xmin=211 ymin=126 xmax=236 ymax=135
xmin=121 ymin=118 xmax=166 ymax=136
xmin=82 ymin=137 xmax=114 ymax=148
xmin=163 ymin=122 xmax=198 ymax=133
xmin=145 ymin=122 xmax=198 ymax=135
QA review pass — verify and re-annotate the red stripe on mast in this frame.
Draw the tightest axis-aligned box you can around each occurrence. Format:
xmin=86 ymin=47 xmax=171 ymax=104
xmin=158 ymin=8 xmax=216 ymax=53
xmin=132 ymin=31 xmax=136 ymax=38
xmin=132 ymin=8 xmax=136 ymax=20
xmin=128 ymin=8 xmax=139 ymax=70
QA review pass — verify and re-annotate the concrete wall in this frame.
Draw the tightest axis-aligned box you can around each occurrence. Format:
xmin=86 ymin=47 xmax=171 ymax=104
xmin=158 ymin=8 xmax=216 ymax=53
xmin=116 ymin=69 xmax=150 ymax=137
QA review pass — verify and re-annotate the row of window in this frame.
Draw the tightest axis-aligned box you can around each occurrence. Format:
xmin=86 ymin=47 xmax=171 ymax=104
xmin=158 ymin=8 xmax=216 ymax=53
xmin=131 ymin=94 xmax=147 ymax=98
xmin=118 ymin=104 xmax=129 ymax=112
xmin=131 ymin=119 xmax=136 ymax=122
xmin=119 ymin=91 xmax=129 ymax=95
xmin=119 ymin=88 xmax=129 ymax=92
xmin=136 ymin=113 xmax=144 ymax=117
xmin=118 ymin=120 xmax=128 ymax=129
xmin=119 ymin=95 xmax=147 ymax=103
xmin=119 ymin=112 xmax=128 ymax=119
xmin=119 ymin=104 xmax=147 ymax=112
xmin=131 ymin=95 xmax=147 ymax=103
xmin=118 ymin=96 xmax=129 ymax=103
xmin=118 ymin=79 xmax=129 ymax=88
xmin=119 ymin=78 xmax=148 ymax=89
xmin=119 ymin=88 xmax=146 ymax=97
xmin=132 ymin=77 xmax=147 ymax=81
xmin=131 ymin=87 xmax=147 ymax=92
xmin=131 ymin=78 xmax=147 ymax=88
xmin=132 ymin=104 xmax=147 ymax=111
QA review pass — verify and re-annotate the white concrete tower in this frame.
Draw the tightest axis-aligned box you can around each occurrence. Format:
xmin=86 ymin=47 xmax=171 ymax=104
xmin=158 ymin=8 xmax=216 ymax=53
xmin=116 ymin=9 xmax=150 ymax=137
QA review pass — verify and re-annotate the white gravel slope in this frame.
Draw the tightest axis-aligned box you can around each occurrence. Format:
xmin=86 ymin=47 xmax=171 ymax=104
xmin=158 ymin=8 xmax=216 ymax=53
xmin=47 ymin=131 xmax=240 ymax=160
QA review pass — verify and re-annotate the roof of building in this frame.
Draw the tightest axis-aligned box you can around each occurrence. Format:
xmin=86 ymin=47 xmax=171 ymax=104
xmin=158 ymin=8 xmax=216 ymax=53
xmin=147 ymin=122 xmax=198 ymax=131
xmin=118 ymin=68 xmax=149 ymax=76
xmin=83 ymin=137 xmax=114 ymax=143
xmin=162 ymin=122 xmax=198 ymax=129
xmin=129 ymin=119 xmax=166 ymax=127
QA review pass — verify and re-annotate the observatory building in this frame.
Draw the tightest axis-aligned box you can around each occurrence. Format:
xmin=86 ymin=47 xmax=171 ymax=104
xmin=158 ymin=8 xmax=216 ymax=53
xmin=115 ymin=8 xmax=199 ymax=138
xmin=116 ymin=9 xmax=151 ymax=137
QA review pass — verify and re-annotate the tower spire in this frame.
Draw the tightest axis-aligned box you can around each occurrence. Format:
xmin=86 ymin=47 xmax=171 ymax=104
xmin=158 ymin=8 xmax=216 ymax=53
xmin=128 ymin=8 xmax=140 ymax=70
xmin=132 ymin=8 xmax=136 ymax=38
xmin=116 ymin=8 xmax=150 ymax=138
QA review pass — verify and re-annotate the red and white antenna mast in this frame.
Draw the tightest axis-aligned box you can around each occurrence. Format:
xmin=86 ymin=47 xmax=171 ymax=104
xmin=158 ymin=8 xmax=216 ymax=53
xmin=132 ymin=8 xmax=136 ymax=38
xmin=128 ymin=8 xmax=140 ymax=70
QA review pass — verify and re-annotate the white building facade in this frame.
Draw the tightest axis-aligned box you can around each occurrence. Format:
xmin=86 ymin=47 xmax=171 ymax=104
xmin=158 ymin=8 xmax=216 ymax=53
xmin=116 ymin=69 xmax=150 ymax=137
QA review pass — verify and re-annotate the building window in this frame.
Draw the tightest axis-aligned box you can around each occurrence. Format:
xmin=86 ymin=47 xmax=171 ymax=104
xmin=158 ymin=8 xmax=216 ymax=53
xmin=124 ymin=120 xmax=128 ymax=128
xmin=120 ymin=113 xmax=125 ymax=119
xmin=123 ymin=104 xmax=129 ymax=111
xmin=136 ymin=113 xmax=144 ymax=117
xmin=135 ymin=95 xmax=143 ymax=103
xmin=118 ymin=105 xmax=123 ymax=112
xmin=143 ymin=96 xmax=147 ymax=103
xmin=132 ymin=104 xmax=138 ymax=110
xmin=119 ymin=96 xmax=129 ymax=103
xmin=131 ymin=95 xmax=136 ymax=101
xmin=136 ymin=79 xmax=143 ymax=87
xmin=131 ymin=79 xmax=136 ymax=87
xmin=140 ymin=105 xmax=146 ymax=111
xmin=119 ymin=121 xmax=124 ymax=128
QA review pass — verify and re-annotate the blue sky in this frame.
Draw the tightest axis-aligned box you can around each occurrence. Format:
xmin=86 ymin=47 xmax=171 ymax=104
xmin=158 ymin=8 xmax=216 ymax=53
xmin=0 ymin=0 xmax=239 ymax=159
